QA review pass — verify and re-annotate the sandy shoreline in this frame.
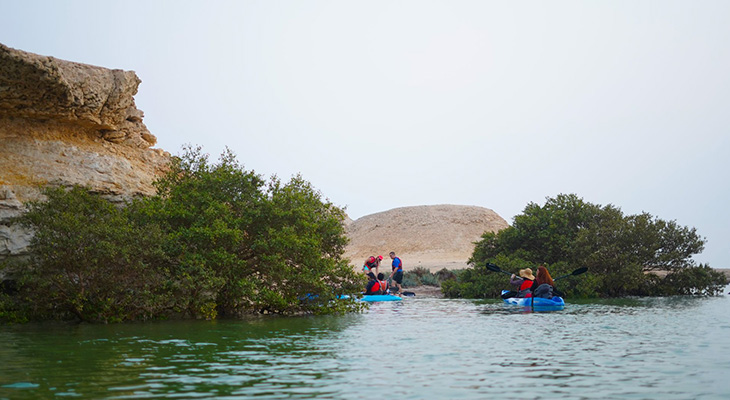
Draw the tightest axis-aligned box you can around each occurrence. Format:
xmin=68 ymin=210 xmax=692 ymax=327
xmin=400 ymin=285 xmax=444 ymax=298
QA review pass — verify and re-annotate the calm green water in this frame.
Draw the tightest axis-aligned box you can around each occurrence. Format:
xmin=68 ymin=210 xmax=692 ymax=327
xmin=2 ymin=290 xmax=730 ymax=399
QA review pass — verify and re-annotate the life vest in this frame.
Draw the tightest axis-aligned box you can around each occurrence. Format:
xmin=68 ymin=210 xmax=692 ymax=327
xmin=365 ymin=257 xmax=378 ymax=270
xmin=519 ymin=279 xmax=534 ymax=291
xmin=392 ymin=257 xmax=403 ymax=272
xmin=366 ymin=280 xmax=382 ymax=294
xmin=379 ymin=280 xmax=388 ymax=293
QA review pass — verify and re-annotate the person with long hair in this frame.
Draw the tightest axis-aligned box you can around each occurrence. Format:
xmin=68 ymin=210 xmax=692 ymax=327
xmin=532 ymin=265 xmax=556 ymax=298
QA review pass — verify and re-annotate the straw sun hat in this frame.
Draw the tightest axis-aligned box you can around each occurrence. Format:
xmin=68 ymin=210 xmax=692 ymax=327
xmin=519 ymin=268 xmax=536 ymax=280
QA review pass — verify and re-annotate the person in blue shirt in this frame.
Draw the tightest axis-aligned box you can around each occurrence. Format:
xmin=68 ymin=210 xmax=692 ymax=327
xmin=389 ymin=251 xmax=403 ymax=293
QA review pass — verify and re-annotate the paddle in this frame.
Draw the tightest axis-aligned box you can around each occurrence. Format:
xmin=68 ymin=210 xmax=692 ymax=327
xmin=553 ymin=267 xmax=588 ymax=281
xmin=485 ymin=263 xmax=513 ymax=276
xmin=488 ymin=263 xmax=585 ymax=301
xmin=487 ymin=263 xmax=587 ymax=281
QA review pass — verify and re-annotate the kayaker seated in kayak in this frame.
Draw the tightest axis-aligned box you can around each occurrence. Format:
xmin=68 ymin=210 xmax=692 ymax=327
xmin=377 ymin=273 xmax=389 ymax=294
xmin=365 ymin=273 xmax=384 ymax=295
xmin=500 ymin=268 xmax=535 ymax=299
xmin=532 ymin=265 xmax=560 ymax=298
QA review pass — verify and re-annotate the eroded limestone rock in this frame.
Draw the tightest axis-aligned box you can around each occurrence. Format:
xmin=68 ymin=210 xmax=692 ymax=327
xmin=0 ymin=43 xmax=170 ymax=264
xmin=0 ymin=43 xmax=155 ymax=148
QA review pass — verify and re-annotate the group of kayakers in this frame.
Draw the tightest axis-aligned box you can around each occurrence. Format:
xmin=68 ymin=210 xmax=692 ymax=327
xmin=361 ymin=255 xmax=561 ymax=299
xmin=362 ymin=252 xmax=403 ymax=295
xmin=502 ymin=265 xmax=561 ymax=299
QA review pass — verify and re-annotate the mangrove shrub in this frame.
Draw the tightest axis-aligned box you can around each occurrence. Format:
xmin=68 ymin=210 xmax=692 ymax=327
xmin=3 ymin=146 xmax=363 ymax=322
xmin=443 ymin=194 xmax=726 ymax=298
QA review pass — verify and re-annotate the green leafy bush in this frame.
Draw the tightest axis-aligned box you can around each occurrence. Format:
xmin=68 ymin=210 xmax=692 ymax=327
xmin=4 ymin=146 xmax=363 ymax=323
xmin=418 ymin=273 xmax=439 ymax=286
xmin=409 ymin=266 xmax=431 ymax=278
xmin=446 ymin=194 xmax=727 ymax=299
xmin=401 ymin=267 xmax=455 ymax=288
xmin=434 ymin=268 xmax=456 ymax=282
xmin=11 ymin=186 xmax=172 ymax=322
xmin=401 ymin=273 xmax=421 ymax=288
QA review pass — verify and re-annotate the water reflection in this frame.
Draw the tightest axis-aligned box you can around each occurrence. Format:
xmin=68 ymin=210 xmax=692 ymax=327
xmin=0 ymin=316 xmax=357 ymax=399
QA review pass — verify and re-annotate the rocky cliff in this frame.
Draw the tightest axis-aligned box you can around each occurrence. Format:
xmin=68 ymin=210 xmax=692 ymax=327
xmin=344 ymin=205 xmax=509 ymax=271
xmin=0 ymin=44 xmax=170 ymax=264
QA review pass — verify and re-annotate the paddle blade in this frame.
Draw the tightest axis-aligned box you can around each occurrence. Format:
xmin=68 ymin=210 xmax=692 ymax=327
xmin=554 ymin=267 xmax=588 ymax=281
xmin=485 ymin=263 xmax=512 ymax=276
xmin=485 ymin=263 xmax=502 ymax=273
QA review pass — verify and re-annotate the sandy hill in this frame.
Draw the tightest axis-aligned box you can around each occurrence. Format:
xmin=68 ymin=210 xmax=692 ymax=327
xmin=344 ymin=205 xmax=509 ymax=271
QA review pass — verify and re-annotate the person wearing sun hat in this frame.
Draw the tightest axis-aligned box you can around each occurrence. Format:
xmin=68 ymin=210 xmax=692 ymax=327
xmin=501 ymin=268 xmax=536 ymax=298
xmin=519 ymin=268 xmax=535 ymax=281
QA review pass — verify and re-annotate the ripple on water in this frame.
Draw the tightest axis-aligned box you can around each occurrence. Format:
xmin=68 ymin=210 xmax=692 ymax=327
xmin=1 ymin=293 xmax=730 ymax=399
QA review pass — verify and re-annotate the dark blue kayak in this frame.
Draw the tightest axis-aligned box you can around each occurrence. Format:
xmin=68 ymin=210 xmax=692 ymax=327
xmin=501 ymin=290 xmax=565 ymax=311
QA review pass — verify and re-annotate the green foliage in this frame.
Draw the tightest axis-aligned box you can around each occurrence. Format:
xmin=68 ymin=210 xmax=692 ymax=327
xmin=441 ymin=265 xmax=503 ymax=298
xmin=11 ymin=186 xmax=172 ymax=322
xmin=249 ymin=174 xmax=362 ymax=315
xmin=140 ymin=146 xmax=363 ymax=317
xmin=449 ymin=194 xmax=726 ymax=299
xmin=401 ymin=273 xmax=420 ymax=288
xmin=643 ymin=265 xmax=727 ymax=296
xmin=409 ymin=267 xmax=431 ymax=278
xmin=401 ymin=267 xmax=456 ymax=288
xmin=418 ymin=274 xmax=439 ymax=286
xmin=434 ymin=268 xmax=456 ymax=282
xmin=132 ymin=146 xmax=267 ymax=317
xmin=0 ymin=291 xmax=27 ymax=324
xmin=4 ymin=146 xmax=363 ymax=323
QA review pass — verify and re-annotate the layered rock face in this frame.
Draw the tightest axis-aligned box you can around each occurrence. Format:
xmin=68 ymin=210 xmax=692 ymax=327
xmin=344 ymin=205 xmax=509 ymax=271
xmin=0 ymin=44 xmax=169 ymax=264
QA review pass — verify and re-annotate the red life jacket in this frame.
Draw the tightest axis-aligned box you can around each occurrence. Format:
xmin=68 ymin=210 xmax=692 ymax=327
xmin=367 ymin=280 xmax=381 ymax=294
xmin=519 ymin=279 xmax=534 ymax=291
xmin=365 ymin=257 xmax=378 ymax=270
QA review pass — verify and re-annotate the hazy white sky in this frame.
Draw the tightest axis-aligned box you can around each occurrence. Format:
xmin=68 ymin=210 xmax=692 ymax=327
xmin=2 ymin=0 xmax=729 ymax=268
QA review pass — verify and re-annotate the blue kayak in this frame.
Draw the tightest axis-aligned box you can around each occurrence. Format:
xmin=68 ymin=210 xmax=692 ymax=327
xmin=500 ymin=290 xmax=564 ymax=311
xmin=360 ymin=294 xmax=402 ymax=302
